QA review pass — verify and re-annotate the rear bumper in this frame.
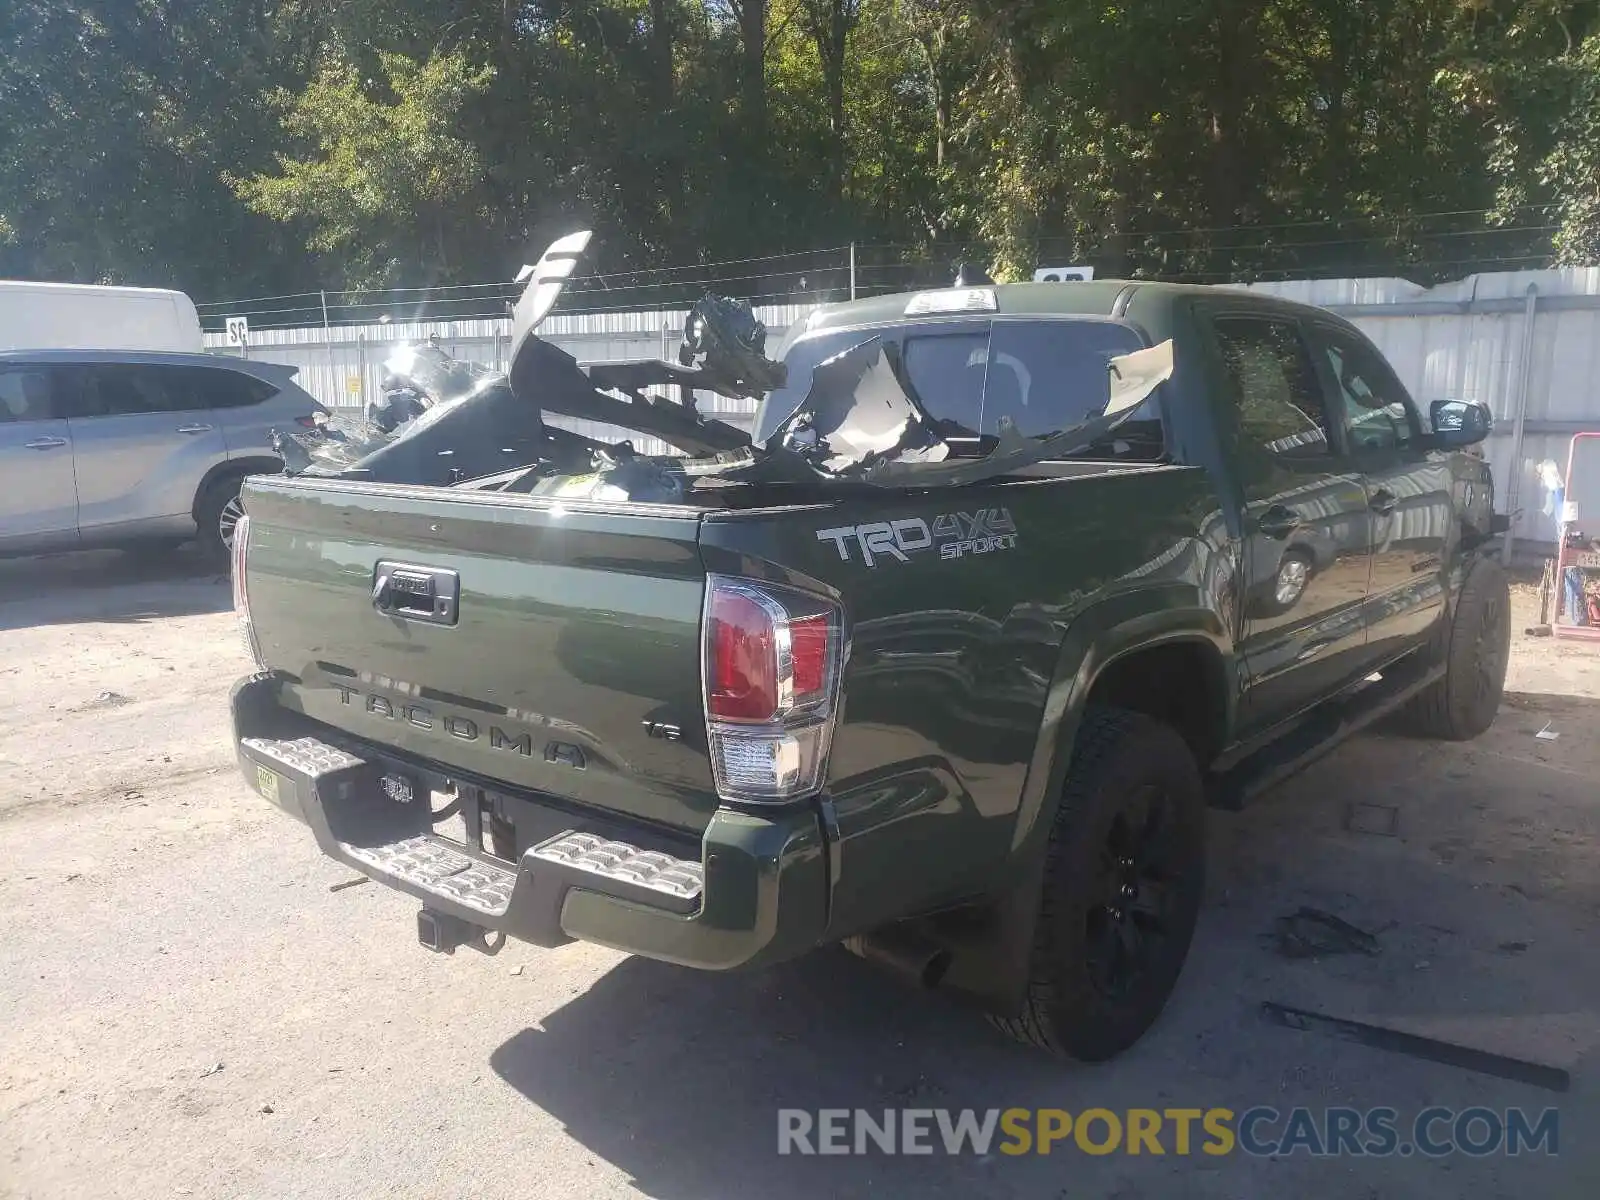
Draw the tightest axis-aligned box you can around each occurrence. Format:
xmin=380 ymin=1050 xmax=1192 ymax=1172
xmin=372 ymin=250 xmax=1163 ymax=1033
xmin=231 ymin=673 xmax=829 ymax=970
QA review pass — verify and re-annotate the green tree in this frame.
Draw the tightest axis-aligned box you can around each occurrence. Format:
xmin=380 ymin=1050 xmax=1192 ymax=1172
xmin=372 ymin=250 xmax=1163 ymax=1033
xmin=800 ymin=0 xmax=863 ymax=201
xmin=0 ymin=1 xmax=300 ymax=294
xmin=234 ymin=50 xmax=496 ymax=287
xmin=1436 ymin=2 xmax=1600 ymax=265
xmin=0 ymin=0 xmax=1592 ymax=301
xmin=1538 ymin=35 xmax=1600 ymax=263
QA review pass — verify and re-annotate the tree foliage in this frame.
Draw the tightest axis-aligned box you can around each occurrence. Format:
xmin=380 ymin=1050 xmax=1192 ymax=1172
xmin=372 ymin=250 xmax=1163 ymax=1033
xmin=234 ymin=51 xmax=496 ymax=287
xmin=2 ymin=1 xmax=1599 ymax=299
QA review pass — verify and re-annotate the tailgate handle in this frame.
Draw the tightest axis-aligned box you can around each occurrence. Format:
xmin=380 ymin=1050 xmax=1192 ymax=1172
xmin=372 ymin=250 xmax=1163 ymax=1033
xmin=371 ymin=562 xmax=460 ymax=626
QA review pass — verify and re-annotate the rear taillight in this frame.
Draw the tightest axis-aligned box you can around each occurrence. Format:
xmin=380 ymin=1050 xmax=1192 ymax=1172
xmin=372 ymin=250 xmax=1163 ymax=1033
xmin=703 ymin=576 xmax=845 ymax=803
xmin=231 ymin=514 xmax=263 ymax=667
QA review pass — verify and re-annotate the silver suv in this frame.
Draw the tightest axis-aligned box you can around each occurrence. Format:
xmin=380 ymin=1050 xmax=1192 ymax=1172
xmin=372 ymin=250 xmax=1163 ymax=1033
xmin=0 ymin=350 xmax=326 ymax=564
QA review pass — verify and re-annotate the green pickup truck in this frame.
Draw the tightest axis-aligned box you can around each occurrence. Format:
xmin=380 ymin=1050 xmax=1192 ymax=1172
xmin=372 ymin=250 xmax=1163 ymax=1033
xmin=230 ymin=247 xmax=1507 ymax=1062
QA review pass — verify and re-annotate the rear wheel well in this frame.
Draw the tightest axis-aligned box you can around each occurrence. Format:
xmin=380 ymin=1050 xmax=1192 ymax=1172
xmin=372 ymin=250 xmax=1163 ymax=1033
xmin=191 ymin=456 xmax=281 ymax=521
xmin=1084 ymin=641 xmax=1226 ymax=768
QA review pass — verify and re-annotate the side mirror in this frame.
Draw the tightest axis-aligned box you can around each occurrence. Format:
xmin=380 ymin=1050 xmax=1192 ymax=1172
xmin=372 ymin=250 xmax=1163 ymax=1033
xmin=1429 ymin=399 xmax=1493 ymax=448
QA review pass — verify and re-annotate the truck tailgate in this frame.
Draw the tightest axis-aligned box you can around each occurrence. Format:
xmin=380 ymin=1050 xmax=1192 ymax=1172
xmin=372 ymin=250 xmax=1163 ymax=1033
xmin=239 ymin=475 xmax=717 ymax=834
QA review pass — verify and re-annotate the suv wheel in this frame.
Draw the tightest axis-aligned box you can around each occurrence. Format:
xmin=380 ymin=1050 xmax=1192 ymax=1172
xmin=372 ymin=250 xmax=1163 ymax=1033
xmin=989 ymin=706 xmax=1205 ymax=1061
xmin=196 ymin=475 xmax=246 ymax=568
xmin=1272 ymin=549 xmax=1312 ymax=609
xmin=1246 ymin=548 xmax=1313 ymax=618
xmin=1399 ymin=556 xmax=1511 ymax=740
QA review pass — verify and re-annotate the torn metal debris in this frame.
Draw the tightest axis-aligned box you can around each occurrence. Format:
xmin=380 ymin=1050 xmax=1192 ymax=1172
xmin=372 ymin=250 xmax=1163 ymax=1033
xmin=271 ymin=230 xmax=1175 ymax=499
xmin=1261 ymin=1001 xmax=1572 ymax=1093
xmin=1271 ymin=907 xmax=1384 ymax=959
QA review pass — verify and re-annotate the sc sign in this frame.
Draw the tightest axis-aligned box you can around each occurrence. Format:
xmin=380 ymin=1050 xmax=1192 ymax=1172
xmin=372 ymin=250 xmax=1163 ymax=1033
xmin=1034 ymin=266 xmax=1095 ymax=283
xmin=225 ymin=316 xmax=250 ymax=346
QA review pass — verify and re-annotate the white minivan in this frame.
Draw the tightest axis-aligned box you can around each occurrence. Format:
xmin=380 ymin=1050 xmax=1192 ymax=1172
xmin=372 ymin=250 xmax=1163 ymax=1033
xmin=0 ymin=280 xmax=205 ymax=353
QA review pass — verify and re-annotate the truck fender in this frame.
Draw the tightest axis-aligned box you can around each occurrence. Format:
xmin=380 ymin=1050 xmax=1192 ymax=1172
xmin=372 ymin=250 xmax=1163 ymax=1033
xmin=933 ymin=586 xmax=1234 ymax=1017
xmin=1013 ymin=592 xmax=1233 ymax=861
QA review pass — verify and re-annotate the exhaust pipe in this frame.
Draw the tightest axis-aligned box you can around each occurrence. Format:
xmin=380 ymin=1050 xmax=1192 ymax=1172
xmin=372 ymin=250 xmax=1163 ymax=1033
xmin=844 ymin=925 xmax=952 ymax=989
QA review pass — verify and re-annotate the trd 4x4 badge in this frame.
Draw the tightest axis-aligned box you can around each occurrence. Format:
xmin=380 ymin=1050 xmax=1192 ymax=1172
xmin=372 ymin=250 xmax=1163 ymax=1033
xmin=816 ymin=508 xmax=1018 ymax=567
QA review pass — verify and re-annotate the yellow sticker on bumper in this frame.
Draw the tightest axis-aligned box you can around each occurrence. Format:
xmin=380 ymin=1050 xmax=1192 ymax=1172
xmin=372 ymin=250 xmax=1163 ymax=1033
xmin=255 ymin=764 xmax=283 ymax=805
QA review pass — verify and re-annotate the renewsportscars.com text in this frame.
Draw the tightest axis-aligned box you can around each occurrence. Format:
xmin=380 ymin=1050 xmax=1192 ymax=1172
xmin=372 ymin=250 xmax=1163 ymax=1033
xmin=777 ymin=1106 xmax=1559 ymax=1158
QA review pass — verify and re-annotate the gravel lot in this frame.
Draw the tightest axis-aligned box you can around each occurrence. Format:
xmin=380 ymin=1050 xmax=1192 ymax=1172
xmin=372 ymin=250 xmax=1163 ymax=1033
xmin=2 ymin=549 xmax=1598 ymax=1199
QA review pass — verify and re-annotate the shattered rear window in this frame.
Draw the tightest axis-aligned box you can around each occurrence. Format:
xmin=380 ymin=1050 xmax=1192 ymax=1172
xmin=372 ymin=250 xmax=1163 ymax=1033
xmin=982 ymin=320 xmax=1152 ymax=444
xmin=902 ymin=333 xmax=988 ymax=434
xmin=755 ymin=329 xmax=884 ymax=443
xmin=756 ymin=318 xmax=1162 ymax=460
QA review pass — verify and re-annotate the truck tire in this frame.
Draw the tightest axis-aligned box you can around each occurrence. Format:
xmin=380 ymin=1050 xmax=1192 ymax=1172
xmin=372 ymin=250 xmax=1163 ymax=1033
xmin=989 ymin=706 xmax=1205 ymax=1061
xmin=196 ymin=474 xmax=247 ymax=569
xmin=1399 ymin=556 xmax=1511 ymax=740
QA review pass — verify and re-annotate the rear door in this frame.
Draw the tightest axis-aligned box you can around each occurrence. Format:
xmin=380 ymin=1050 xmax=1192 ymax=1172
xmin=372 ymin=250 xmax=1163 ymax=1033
xmin=0 ymin=363 xmax=77 ymax=549
xmin=1305 ymin=321 xmax=1453 ymax=662
xmin=1202 ymin=311 xmax=1376 ymax=734
xmin=65 ymin=363 xmax=229 ymax=535
xmin=201 ymin=365 xmax=319 ymax=458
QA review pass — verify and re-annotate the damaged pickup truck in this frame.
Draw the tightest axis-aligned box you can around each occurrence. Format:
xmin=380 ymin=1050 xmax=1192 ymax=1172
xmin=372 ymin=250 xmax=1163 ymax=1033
xmin=230 ymin=232 xmax=1509 ymax=1061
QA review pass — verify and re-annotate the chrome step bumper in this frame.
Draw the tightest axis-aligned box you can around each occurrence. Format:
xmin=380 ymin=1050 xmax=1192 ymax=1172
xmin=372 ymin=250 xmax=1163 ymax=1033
xmin=237 ymin=729 xmax=706 ymax=942
xmin=230 ymin=671 xmax=829 ymax=971
xmin=531 ymin=832 xmax=704 ymax=912
xmin=344 ymin=834 xmax=517 ymax=917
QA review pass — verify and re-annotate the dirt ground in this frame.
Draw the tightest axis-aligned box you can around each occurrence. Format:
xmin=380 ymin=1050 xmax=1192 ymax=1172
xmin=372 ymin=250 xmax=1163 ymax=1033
xmin=2 ymin=550 xmax=1599 ymax=1199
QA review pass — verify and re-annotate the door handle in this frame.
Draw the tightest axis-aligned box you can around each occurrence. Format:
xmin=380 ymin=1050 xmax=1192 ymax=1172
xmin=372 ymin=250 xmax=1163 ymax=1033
xmin=371 ymin=563 xmax=460 ymax=625
xmin=24 ymin=436 xmax=68 ymax=450
xmin=1369 ymin=490 xmax=1398 ymax=517
xmin=176 ymin=423 xmax=214 ymax=435
xmin=1257 ymin=505 xmax=1301 ymax=539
